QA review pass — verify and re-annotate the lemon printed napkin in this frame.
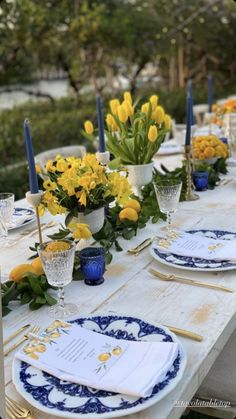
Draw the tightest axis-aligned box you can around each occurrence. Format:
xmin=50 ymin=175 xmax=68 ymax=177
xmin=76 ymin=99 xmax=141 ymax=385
xmin=15 ymin=320 xmax=179 ymax=397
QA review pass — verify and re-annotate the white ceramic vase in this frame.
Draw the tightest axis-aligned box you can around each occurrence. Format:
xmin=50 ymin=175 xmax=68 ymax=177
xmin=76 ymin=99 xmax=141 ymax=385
xmin=126 ymin=161 xmax=154 ymax=197
xmin=70 ymin=207 xmax=105 ymax=234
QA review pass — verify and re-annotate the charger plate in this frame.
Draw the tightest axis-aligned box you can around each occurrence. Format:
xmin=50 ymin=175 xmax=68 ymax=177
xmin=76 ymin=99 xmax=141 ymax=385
xmin=151 ymin=229 xmax=236 ymax=272
xmin=13 ymin=315 xmax=186 ymax=418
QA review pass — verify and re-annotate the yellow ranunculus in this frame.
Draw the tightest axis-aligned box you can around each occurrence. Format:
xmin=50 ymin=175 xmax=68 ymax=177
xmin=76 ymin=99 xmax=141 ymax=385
xmin=84 ymin=120 xmax=94 ymax=135
xmin=149 ymin=95 xmax=158 ymax=110
xmin=117 ymin=104 xmax=128 ymax=123
xmin=164 ymin=114 xmax=172 ymax=130
xmin=123 ymin=100 xmax=134 ymax=117
xmin=69 ymin=223 xmax=92 ymax=240
xmin=110 ymin=99 xmax=120 ymax=115
xmin=43 ymin=179 xmax=57 ymax=191
xmin=141 ymin=102 xmax=150 ymax=114
xmin=148 ymin=125 xmax=158 ymax=142
xmin=123 ymin=91 xmax=132 ymax=104
xmin=153 ymin=106 xmax=165 ymax=124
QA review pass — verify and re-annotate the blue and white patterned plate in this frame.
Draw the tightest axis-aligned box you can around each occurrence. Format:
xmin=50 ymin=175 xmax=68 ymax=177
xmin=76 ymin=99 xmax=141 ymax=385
xmin=13 ymin=315 xmax=186 ymax=418
xmin=9 ymin=207 xmax=35 ymax=230
xmin=151 ymin=229 xmax=236 ymax=272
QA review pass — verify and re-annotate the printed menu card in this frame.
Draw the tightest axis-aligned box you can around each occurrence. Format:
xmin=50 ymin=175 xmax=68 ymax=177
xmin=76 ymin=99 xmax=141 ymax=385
xmin=157 ymin=231 xmax=236 ymax=262
xmin=15 ymin=320 xmax=179 ymax=397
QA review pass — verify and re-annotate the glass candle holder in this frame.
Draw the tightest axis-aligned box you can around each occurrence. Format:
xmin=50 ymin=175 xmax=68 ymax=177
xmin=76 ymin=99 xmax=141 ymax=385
xmin=80 ymin=247 xmax=105 ymax=286
xmin=192 ymin=171 xmax=209 ymax=191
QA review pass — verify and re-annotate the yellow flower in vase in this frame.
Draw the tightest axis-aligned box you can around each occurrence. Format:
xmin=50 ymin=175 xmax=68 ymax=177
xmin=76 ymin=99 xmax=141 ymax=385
xmin=141 ymin=102 xmax=150 ymax=114
xmin=123 ymin=91 xmax=132 ymax=104
xmin=117 ymin=104 xmax=128 ymax=123
xmin=109 ymin=99 xmax=120 ymax=115
xmin=84 ymin=120 xmax=94 ymax=135
xmin=164 ymin=114 xmax=172 ymax=130
xmin=43 ymin=179 xmax=57 ymax=191
xmin=56 ymin=158 xmax=69 ymax=173
xmin=69 ymin=223 xmax=92 ymax=240
xmin=149 ymin=94 xmax=158 ymax=110
xmin=153 ymin=106 xmax=165 ymax=124
xmin=148 ymin=125 xmax=158 ymax=142
xmin=123 ymin=100 xmax=134 ymax=117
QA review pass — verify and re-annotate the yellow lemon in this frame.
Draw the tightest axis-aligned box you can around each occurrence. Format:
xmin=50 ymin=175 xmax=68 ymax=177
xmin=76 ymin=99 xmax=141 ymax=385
xmin=45 ymin=241 xmax=70 ymax=252
xmin=9 ymin=264 xmax=38 ymax=283
xmin=31 ymin=257 xmax=44 ymax=276
xmin=119 ymin=208 xmax=138 ymax=222
xmin=124 ymin=199 xmax=141 ymax=213
xmin=98 ymin=352 xmax=111 ymax=362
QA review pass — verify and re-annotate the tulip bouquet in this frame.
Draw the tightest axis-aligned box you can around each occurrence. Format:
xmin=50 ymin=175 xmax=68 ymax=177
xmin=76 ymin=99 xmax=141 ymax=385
xmin=84 ymin=92 xmax=171 ymax=166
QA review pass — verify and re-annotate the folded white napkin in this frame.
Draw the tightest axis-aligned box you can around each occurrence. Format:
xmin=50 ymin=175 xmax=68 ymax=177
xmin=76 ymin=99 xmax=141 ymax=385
xmin=15 ymin=321 xmax=179 ymax=397
xmin=157 ymin=231 xmax=236 ymax=262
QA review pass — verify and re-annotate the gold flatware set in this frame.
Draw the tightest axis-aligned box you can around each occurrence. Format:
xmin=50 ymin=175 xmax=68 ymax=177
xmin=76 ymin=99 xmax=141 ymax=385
xmin=149 ymin=268 xmax=234 ymax=293
xmin=128 ymin=237 xmax=153 ymax=255
xmin=6 ymin=395 xmax=35 ymax=419
xmin=4 ymin=325 xmax=40 ymax=357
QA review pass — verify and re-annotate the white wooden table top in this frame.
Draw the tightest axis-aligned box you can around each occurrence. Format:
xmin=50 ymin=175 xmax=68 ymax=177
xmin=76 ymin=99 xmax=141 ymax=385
xmin=2 ymin=154 xmax=236 ymax=419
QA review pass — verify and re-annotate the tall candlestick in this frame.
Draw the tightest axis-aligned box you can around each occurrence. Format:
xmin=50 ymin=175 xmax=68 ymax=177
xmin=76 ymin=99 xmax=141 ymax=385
xmin=96 ymin=95 xmax=106 ymax=152
xmin=185 ymin=94 xmax=192 ymax=146
xmin=207 ymin=74 xmax=213 ymax=113
xmin=24 ymin=119 xmax=39 ymax=194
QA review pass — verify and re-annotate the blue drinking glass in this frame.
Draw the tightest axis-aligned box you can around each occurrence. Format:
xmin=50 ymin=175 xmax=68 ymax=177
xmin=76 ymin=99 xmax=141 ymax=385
xmin=80 ymin=247 xmax=106 ymax=286
xmin=192 ymin=171 xmax=209 ymax=191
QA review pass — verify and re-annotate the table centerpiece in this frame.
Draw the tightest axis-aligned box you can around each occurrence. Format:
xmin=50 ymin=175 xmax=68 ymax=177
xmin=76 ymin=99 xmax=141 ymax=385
xmin=84 ymin=92 xmax=171 ymax=196
xmin=38 ymin=153 xmax=132 ymax=234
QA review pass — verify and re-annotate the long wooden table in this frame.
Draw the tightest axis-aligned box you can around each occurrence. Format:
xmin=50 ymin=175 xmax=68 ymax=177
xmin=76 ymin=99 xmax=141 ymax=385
xmin=2 ymin=155 xmax=236 ymax=419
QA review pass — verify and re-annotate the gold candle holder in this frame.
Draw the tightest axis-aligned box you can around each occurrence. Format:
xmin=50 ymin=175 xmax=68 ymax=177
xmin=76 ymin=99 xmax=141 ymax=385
xmin=25 ymin=191 xmax=43 ymax=244
xmin=184 ymin=145 xmax=199 ymax=201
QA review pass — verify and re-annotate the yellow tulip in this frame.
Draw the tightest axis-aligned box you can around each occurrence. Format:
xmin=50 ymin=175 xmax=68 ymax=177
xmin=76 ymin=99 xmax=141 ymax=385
xmin=148 ymin=125 xmax=158 ymax=143
xmin=149 ymin=95 xmax=158 ymax=110
xmin=123 ymin=91 xmax=132 ymax=104
xmin=153 ymin=106 xmax=165 ymax=124
xmin=109 ymin=99 xmax=120 ymax=115
xmin=84 ymin=120 xmax=94 ymax=135
xmin=117 ymin=104 xmax=128 ymax=123
xmin=164 ymin=114 xmax=172 ymax=130
xmin=106 ymin=113 xmax=118 ymax=131
xmin=141 ymin=102 xmax=150 ymax=114
xmin=123 ymin=100 xmax=134 ymax=117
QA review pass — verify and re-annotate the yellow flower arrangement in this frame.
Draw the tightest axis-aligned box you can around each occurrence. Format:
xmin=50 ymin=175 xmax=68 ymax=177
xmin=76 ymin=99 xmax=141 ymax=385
xmin=192 ymin=135 xmax=228 ymax=161
xmin=39 ymin=153 xmax=132 ymax=226
xmin=212 ymin=99 xmax=236 ymax=127
xmin=84 ymin=91 xmax=170 ymax=166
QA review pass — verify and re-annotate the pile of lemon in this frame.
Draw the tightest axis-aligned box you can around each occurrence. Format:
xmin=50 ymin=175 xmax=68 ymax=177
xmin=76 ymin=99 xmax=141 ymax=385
xmin=192 ymin=135 xmax=228 ymax=161
xmin=119 ymin=199 xmax=141 ymax=222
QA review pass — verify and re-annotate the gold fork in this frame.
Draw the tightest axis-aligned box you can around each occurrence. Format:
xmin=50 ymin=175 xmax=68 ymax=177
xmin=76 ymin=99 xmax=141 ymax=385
xmin=128 ymin=238 xmax=153 ymax=255
xmin=4 ymin=325 xmax=40 ymax=357
xmin=6 ymin=395 xmax=35 ymax=419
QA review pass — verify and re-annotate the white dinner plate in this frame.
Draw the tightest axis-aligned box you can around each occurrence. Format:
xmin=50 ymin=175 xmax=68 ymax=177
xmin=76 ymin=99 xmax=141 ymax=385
xmin=8 ymin=207 xmax=35 ymax=230
xmin=150 ymin=229 xmax=236 ymax=272
xmin=13 ymin=315 xmax=187 ymax=418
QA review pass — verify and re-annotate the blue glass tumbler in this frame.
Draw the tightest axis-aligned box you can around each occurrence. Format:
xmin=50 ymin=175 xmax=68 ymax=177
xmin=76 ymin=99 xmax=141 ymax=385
xmin=80 ymin=247 xmax=105 ymax=286
xmin=192 ymin=171 xmax=209 ymax=191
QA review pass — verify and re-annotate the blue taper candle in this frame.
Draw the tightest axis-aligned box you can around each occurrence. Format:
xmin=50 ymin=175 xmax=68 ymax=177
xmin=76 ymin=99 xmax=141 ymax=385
xmin=185 ymin=94 xmax=192 ymax=146
xmin=208 ymin=74 xmax=213 ymax=113
xmin=23 ymin=119 xmax=39 ymax=194
xmin=96 ymin=95 xmax=106 ymax=152
xmin=187 ymin=80 xmax=194 ymax=126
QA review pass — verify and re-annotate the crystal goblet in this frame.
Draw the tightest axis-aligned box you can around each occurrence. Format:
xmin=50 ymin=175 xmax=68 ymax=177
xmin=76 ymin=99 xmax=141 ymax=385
xmin=153 ymin=180 xmax=182 ymax=236
xmin=38 ymin=240 xmax=77 ymax=318
xmin=0 ymin=193 xmax=15 ymax=247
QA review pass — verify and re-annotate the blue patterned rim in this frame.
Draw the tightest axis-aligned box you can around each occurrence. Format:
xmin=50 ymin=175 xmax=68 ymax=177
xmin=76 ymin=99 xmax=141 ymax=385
xmin=14 ymin=315 xmax=186 ymax=418
xmin=153 ymin=229 xmax=236 ymax=271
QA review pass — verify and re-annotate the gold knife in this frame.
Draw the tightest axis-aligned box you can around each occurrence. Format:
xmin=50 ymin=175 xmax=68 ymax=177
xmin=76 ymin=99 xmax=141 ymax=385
xmin=149 ymin=268 xmax=234 ymax=293
xmin=164 ymin=324 xmax=203 ymax=342
xmin=3 ymin=324 xmax=30 ymax=346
